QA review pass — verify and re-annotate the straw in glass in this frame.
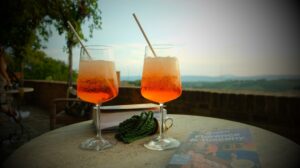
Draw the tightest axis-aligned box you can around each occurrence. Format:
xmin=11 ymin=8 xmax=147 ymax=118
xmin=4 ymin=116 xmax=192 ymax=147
xmin=132 ymin=13 xmax=157 ymax=57
xmin=67 ymin=21 xmax=92 ymax=59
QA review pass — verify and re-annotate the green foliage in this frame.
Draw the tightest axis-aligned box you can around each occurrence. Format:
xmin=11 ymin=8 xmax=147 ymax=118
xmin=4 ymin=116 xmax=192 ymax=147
xmin=19 ymin=50 xmax=77 ymax=81
xmin=0 ymin=0 xmax=101 ymax=86
xmin=128 ymin=80 xmax=141 ymax=86
xmin=46 ymin=0 xmax=101 ymax=44
xmin=0 ymin=0 xmax=49 ymax=57
xmin=45 ymin=0 xmax=102 ymax=86
xmin=0 ymin=0 xmax=101 ymax=56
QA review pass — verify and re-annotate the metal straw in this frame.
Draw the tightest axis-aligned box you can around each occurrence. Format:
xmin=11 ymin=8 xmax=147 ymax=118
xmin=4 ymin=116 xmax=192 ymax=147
xmin=67 ymin=21 xmax=92 ymax=59
xmin=132 ymin=13 xmax=157 ymax=57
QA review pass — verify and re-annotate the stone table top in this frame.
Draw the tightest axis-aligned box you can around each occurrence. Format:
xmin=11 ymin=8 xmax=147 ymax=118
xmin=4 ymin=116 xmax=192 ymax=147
xmin=3 ymin=114 xmax=300 ymax=168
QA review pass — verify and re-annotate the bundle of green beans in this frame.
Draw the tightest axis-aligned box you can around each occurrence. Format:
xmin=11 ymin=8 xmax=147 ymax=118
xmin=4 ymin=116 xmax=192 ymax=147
xmin=115 ymin=111 xmax=158 ymax=143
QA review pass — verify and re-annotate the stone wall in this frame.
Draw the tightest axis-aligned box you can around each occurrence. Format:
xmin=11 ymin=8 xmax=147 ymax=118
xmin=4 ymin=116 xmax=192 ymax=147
xmin=24 ymin=80 xmax=300 ymax=144
xmin=24 ymin=80 xmax=68 ymax=109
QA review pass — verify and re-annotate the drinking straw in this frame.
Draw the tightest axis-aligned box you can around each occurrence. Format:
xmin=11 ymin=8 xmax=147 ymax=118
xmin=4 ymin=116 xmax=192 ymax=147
xmin=132 ymin=13 xmax=157 ymax=57
xmin=67 ymin=21 xmax=92 ymax=59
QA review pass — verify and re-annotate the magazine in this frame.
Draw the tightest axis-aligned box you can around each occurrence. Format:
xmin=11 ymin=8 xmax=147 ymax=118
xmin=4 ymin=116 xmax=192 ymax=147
xmin=167 ymin=128 xmax=261 ymax=168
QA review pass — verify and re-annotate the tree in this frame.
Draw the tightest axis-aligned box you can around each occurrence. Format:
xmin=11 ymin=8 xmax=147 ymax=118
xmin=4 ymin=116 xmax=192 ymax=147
xmin=0 ymin=0 xmax=49 ymax=86
xmin=23 ymin=50 xmax=77 ymax=81
xmin=0 ymin=0 xmax=101 ymax=87
xmin=0 ymin=1 xmax=48 ymax=50
xmin=46 ymin=0 xmax=102 ymax=88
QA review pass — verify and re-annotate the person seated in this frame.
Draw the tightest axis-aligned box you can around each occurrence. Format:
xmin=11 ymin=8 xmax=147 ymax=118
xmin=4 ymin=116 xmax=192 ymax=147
xmin=0 ymin=48 xmax=19 ymax=123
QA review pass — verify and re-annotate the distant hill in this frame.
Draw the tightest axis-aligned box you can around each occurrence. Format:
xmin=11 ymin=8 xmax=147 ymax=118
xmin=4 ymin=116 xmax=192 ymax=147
xmin=120 ymin=75 xmax=300 ymax=96
xmin=182 ymin=79 xmax=300 ymax=92
xmin=121 ymin=76 xmax=141 ymax=81
xmin=121 ymin=75 xmax=300 ymax=82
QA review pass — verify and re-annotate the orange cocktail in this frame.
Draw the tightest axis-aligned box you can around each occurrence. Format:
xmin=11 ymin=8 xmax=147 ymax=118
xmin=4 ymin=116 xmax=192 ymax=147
xmin=141 ymin=57 xmax=182 ymax=103
xmin=77 ymin=45 xmax=118 ymax=151
xmin=77 ymin=60 xmax=118 ymax=104
xmin=141 ymin=50 xmax=182 ymax=151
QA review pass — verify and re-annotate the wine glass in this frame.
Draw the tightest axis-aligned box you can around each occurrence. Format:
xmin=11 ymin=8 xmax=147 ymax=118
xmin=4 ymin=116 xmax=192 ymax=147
xmin=77 ymin=45 xmax=119 ymax=151
xmin=141 ymin=44 xmax=182 ymax=150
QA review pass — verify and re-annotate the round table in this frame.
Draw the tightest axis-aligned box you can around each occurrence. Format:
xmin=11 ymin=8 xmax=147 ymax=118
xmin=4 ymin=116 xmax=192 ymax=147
xmin=1 ymin=87 xmax=34 ymax=118
xmin=3 ymin=115 xmax=300 ymax=168
xmin=0 ymin=87 xmax=34 ymax=142
xmin=0 ymin=87 xmax=34 ymax=94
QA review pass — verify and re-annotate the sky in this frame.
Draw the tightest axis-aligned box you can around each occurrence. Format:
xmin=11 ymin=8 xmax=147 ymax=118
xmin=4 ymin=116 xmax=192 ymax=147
xmin=43 ymin=0 xmax=300 ymax=77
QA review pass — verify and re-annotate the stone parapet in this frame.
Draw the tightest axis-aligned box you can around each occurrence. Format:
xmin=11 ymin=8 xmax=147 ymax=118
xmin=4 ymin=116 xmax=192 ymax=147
xmin=24 ymin=80 xmax=300 ymax=144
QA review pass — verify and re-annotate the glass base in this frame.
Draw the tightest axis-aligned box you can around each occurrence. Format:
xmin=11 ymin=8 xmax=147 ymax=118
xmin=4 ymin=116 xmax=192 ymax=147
xmin=144 ymin=136 xmax=180 ymax=151
xmin=80 ymin=137 xmax=113 ymax=151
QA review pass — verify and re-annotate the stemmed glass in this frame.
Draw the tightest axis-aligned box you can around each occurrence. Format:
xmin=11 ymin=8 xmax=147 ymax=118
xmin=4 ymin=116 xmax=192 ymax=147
xmin=141 ymin=44 xmax=182 ymax=150
xmin=77 ymin=45 xmax=119 ymax=151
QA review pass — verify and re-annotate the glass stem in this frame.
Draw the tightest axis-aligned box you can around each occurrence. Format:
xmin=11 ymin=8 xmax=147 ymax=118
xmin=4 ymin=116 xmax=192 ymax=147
xmin=95 ymin=104 xmax=102 ymax=138
xmin=159 ymin=103 xmax=164 ymax=139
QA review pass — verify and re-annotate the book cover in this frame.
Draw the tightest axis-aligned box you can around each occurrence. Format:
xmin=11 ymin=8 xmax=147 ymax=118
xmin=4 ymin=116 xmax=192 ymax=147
xmin=167 ymin=128 xmax=261 ymax=168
